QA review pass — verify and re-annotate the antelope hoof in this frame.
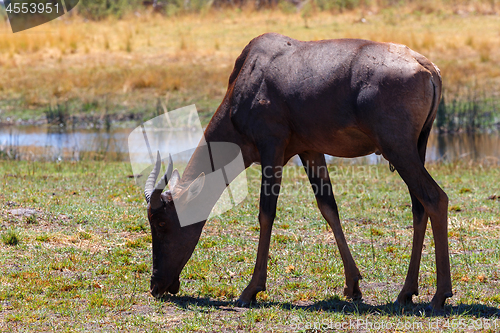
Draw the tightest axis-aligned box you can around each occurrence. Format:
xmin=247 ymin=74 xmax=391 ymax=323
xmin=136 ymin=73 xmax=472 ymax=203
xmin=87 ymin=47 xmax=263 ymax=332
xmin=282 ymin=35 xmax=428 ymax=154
xmin=396 ymin=290 xmax=417 ymax=306
xmin=235 ymin=294 xmax=257 ymax=307
xmin=428 ymin=291 xmax=453 ymax=313
xmin=343 ymin=277 xmax=362 ymax=301
xmin=235 ymin=285 xmax=264 ymax=307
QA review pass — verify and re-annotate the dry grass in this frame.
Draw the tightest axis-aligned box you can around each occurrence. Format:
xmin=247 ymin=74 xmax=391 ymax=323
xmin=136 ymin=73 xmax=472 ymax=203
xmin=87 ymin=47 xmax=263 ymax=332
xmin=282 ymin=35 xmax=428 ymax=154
xmin=0 ymin=9 xmax=499 ymax=121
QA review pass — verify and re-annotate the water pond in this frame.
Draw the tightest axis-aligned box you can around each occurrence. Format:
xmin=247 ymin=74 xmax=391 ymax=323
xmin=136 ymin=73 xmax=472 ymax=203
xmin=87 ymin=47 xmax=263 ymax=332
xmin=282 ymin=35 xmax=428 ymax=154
xmin=1 ymin=125 xmax=499 ymax=165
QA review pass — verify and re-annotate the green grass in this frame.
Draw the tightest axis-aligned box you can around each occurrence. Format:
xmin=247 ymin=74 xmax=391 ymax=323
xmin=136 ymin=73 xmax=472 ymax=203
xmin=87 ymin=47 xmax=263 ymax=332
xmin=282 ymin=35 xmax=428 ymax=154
xmin=0 ymin=160 xmax=499 ymax=331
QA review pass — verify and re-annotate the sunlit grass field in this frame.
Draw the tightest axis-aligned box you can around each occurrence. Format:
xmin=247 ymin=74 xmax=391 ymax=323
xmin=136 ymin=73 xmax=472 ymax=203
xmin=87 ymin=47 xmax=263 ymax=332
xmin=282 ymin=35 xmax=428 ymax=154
xmin=1 ymin=5 xmax=499 ymax=331
xmin=0 ymin=161 xmax=499 ymax=331
xmin=0 ymin=9 xmax=499 ymax=125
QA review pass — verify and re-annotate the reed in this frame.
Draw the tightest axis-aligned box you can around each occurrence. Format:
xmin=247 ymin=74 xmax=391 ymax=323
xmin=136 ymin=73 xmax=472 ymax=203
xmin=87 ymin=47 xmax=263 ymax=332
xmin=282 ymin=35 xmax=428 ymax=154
xmin=437 ymin=90 xmax=500 ymax=133
xmin=0 ymin=130 xmax=20 ymax=160
xmin=45 ymin=104 xmax=70 ymax=127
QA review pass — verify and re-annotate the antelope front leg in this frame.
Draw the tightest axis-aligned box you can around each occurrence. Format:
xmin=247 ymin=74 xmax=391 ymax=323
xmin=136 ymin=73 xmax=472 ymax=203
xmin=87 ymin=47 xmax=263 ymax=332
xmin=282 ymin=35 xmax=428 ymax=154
xmin=236 ymin=154 xmax=283 ymax=306
xmin=299 ymin=151 xmax=362 ymax=300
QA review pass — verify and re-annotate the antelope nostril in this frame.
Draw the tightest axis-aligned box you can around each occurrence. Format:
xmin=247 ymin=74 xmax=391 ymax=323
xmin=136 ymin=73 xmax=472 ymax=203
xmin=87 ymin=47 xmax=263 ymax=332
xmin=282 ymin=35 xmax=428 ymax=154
xmin=150 ymin=284 xmax=160 ymax=299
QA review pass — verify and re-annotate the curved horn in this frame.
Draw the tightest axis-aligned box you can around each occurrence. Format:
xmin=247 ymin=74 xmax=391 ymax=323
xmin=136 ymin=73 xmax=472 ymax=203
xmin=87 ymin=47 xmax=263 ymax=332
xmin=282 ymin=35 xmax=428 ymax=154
xmin=148 ymin=153 xmax=175 ymax=210
xmin=144 ymin=151 xmax=162 ymax=204
xmin=163 ymin=154 xmax=173 ymax=187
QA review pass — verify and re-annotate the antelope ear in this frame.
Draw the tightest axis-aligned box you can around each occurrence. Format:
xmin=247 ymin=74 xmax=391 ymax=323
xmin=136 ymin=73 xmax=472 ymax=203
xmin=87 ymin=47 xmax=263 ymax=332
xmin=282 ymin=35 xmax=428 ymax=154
xmin=169 ymin=169 xmax=180 ymax=190
xmin=185 ymin=173 xmax=205 ymax=203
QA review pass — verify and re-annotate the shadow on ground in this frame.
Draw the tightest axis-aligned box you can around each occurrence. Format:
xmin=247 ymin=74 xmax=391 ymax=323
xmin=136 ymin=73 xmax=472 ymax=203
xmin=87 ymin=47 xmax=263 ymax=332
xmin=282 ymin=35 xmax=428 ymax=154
xmin=160 ymin=294 xmax=500 ymax=318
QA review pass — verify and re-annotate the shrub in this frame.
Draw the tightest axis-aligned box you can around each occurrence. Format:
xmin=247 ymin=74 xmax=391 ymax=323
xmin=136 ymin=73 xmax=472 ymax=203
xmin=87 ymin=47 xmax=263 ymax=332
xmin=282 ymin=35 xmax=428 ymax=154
xmin=78 ymin=0 xmax=143 ymax=20
xmin=2 ymin=230 xmax=20 ymax=246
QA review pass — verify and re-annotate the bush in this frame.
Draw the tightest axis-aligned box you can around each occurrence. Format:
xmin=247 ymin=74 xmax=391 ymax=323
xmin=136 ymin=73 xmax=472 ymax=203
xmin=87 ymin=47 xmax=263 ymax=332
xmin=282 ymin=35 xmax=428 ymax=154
xmin=314 ymin=0 xmax=362 ymax=11
xmin=78 ymin=0 xmax=143 ymax=20
xmin=2 ymin=230 xmax=20 ymax=246
xmin=0 ymin=4 xmax=8 ymax=21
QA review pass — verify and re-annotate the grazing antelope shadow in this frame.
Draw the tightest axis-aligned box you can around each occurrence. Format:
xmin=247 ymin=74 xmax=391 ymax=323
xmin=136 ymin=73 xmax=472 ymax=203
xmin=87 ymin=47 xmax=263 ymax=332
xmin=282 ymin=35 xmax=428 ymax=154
xmin=160 ymin=294 xmax=500 ymax=318
xmin=144 ymin=33 xmax=452 ymax=311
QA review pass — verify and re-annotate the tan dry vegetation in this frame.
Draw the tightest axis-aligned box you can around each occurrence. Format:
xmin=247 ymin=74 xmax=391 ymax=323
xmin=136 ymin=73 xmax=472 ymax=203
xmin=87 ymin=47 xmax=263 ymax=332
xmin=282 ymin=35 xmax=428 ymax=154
xmin=0 ymin=9 xmax=499 ymax=114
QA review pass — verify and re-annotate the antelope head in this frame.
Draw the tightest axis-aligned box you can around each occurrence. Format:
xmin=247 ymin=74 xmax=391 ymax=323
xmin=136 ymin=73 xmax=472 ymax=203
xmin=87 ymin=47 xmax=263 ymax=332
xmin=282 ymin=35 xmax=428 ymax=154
xmin=144 ymin=152 xmax=206 ymax=299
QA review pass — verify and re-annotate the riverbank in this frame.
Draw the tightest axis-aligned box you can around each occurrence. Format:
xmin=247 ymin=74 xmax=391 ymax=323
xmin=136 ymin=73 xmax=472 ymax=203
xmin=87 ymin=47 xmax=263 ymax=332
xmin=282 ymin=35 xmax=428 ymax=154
xmin=1 ymin=10 xmax=500 ymax=131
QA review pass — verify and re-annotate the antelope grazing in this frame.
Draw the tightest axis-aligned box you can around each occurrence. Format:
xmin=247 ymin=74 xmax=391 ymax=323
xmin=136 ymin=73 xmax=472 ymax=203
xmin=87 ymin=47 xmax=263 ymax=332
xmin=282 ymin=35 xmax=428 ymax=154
xmin=144 ymin=33 xmax=451 ymax=310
